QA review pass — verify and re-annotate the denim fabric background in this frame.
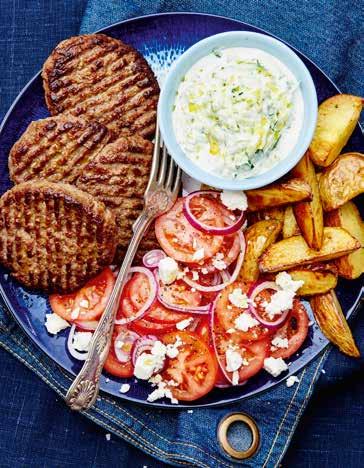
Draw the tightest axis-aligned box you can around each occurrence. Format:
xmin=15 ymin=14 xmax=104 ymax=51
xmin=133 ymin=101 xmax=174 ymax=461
xmin=0 ymin=1 xmax=363 ymax=467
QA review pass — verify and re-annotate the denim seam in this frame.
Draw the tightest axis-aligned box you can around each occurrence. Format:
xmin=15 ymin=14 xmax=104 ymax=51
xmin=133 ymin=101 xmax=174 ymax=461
xmin=0 ymin=335 xmax=217 ymax=468
xmin=57 ymin=362 xmax=231 ymax=467
xmin=262 ymin=367 xmax=307 ymax=467
xmin=273 ymin=349 xmax=330 ymax=468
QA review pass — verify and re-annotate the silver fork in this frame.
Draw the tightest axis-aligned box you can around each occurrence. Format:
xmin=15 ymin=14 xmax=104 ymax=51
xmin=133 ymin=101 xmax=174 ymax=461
xmin=65 ymin=123 xmax=181 ymax=411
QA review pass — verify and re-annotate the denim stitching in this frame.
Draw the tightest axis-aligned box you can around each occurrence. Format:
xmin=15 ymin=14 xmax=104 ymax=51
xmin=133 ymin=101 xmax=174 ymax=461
xmin=0 ymin=337 xmax=213 ymax=468
xmin=262 ymin=367 xmax=307 ymax=467
xmin=57 ymin=363 xmax=231 ymax=468
xmin=273 ymin=349 xmax=330 ymax=468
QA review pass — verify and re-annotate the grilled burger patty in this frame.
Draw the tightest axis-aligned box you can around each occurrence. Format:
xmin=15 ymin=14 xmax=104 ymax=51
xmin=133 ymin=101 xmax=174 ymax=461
xmin=42 ymin=34 xmax=159 ymax=139
xmin=76 ymin=134 xmax=158 ymax=262
xmin=9 ymin=115 xmax=112 ymax=185
xmin=0 ymin=181 xmax=117 ymax=293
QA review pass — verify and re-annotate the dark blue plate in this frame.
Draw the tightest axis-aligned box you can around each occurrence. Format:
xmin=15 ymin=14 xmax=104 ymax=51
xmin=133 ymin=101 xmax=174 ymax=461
xmin=0 ymin=13 xmax=363 ymax=408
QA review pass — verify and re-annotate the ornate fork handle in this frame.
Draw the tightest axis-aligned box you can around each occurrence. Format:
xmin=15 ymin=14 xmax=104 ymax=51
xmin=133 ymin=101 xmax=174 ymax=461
xmin=65 ymin=211 xmax=153 ymax=411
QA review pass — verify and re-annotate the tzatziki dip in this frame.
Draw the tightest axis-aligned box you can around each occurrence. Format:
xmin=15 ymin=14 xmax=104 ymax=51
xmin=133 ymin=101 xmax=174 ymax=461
xmin=172 ymin=47 xmax=304 ymax=179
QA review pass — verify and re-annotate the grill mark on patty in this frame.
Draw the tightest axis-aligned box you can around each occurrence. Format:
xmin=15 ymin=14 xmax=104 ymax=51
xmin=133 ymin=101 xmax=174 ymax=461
xmin=76 ymin=134 xmax=159 ymax=263
xmin=9 ymin=115 xmax=112 ymax=185
xmin=42 ymin=34 xmax=159 ymax=139
xmin=0 ymin=181 xmax=117 ymax=293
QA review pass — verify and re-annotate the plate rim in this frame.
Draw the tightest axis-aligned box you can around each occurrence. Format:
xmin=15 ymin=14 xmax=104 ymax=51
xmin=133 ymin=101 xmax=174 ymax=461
xmin=0 ymin=11 xmax=363 ymax=409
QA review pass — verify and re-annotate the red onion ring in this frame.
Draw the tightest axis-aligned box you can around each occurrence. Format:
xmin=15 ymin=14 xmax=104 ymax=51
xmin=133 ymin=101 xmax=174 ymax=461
xmin=67 ymin=324 xmax=90 ymax=361
xmin=183 ymin=190 xmax=245 ymax=235
xmin=115 ymin=266 xmax=157 ymax=325
xmin=248 ymin=281 xmax=289 ymax=329
xmin=114 ymin=329 xmax=140 ymax=363
xmin=209 ymin=300 xmax=233 ymax=385
xmin=154 ymin=271 xmax=210 ymax=314
xmin=143 ymin=249 xmax=166 ymax=269
xmin=131 ymin=335 xmax=158 ymax=366
xmin=184 ymin=232 xmax=246 ymax=293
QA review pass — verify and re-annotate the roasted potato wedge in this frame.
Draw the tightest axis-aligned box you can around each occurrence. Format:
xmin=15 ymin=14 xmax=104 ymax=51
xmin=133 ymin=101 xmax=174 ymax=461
xmin=310 ymin=290 xmax=360 ymax=357
xmin=246 ymin=178 xmax=312 ymax=212
xmin=239 ymin=220 xmax=282 ymax=282
xmin=259 ymin=227 xmax=360 ymax=273
xmin=309 ymin=94 xmax=363 ymax=167
xmin=291 ymin=152 xmax=324 ymax=249
xmin=289 ymin=264 xmax=338 ymax=296
xmin=325 ymin=201 xmax=364 ymax=279
xmin=282 ymin=206 xmax=301 ymax=238
xmin=319 ymin=152 xmax=364 ymax=211
xmin=248 ymin=207 xmax=285 ymax=226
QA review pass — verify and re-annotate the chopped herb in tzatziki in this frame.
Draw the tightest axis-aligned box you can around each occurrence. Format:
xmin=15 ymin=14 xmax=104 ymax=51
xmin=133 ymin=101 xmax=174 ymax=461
xmin=172 ymin=47 xmax=304 ymax=179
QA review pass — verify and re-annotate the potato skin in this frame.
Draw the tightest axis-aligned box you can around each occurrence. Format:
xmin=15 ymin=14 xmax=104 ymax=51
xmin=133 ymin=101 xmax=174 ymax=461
xmin=291 ymin=152 xmax=324 ymax=249
xmin=259 ymin=227 xmax=360 ymax=273
xmin=246 ymin=178 xmax=312 ymax=212
xmin=309 ymin=94 xmax=363 ymax=167
xmin=310 ymin=290 xmax=360 ymax=357
xmin=319 ymin=152 xmax=364 ymax=211
xmin=248 ymin=207 xmax=285 ymax=225
xmin=288 ymin=264 xmax=338 ymax=296
xmin=239 ymin=220 xmax=282 ymax=282
xmin=325 ymin=201 xmax=364 ymax=279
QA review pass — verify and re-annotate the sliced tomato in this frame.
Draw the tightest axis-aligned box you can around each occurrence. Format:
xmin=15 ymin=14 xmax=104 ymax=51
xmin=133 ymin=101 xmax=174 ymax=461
xmin=196 ymin=318 xmax=212 ymax=348
xmin=103 ymin=326 xmax=134 ymax=378
xmin=215 ymin=332 xmax=269 ymax=382
xmin=161 ymin=331 xmax=218 ymax=401
xmin=130 ymin=317 xmax=176 ymax=336
xmin=198 ymin=233 xmax=241 ymax=273
xmin=117 ymin=290 xmax=176 ymax=335
xmin=271 ymin=300 xmax=309 ymax=359
xmin=158 ymin=278 xmax=202 ymax=310
xmin=49 ymin=267 xmax=115 ymax=321
xmin=126 ymin=272 xmax=191 ymax=323
xmin=155 ymin=197 xmax=224 ymax=263
xmin=215 ymin=283 xmax=272 ymax=341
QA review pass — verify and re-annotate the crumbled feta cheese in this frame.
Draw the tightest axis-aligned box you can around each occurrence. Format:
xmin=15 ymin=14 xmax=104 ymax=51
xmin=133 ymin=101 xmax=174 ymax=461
xmin=72 ymin=331 xmax=92 ymax=352
xmin=191 ymin=287 xmax=196 ymax=292
xmin=176 ymin=317 xmax=193 ymax=330
xmin=79 ymin=299 xmax=89 ymax=308
xmin=119 ymin=383 xmax=131 ymax=393
xmin=201 ymin=268 xmax=209 ymax=275
xmin=192 ymin=270 xmax=199 ymax=281
xmin=263 ymin=357 xmax=288 ymax=377
xmin=232 ymin=371 xmax=240 ymax=386
xmin=212 ymin=255 xmax=227 ymax=270
xmin=147 ymin=380 xmax=178 ymax=404
xmin=192 ymin=248 xmax=205 ymax=261
xmin=264 ymin=289 xmax=295 ymax=318
xmin=134 ymin=341 xmax=167 ymax=380
xmin=158 ymin=257 xmax=179 ymax=285
xmin=166 ymin=335 xmax=183 ymax=358
xmin=275 ymin=271 xmax=304 ymax=292
xmin=225 ymin=348 xmax=243 ymax=372
xmin=321 ymin=369 xmax=326 ymax=374
xmin=70 ymin=307 xmax=80 ymax=320
xmin=228 ymin=288 xmax=249 ymax=309
xmin=187 ymin=409 xmax=194 ymax=414
xmin=45 ymin=313 xmax=70 ymax=335
xmin=227 ymin=328 xmax=236 ymax=334
xmin=234 ymin=312 xmax=259 ymax=332
xmin=271 ymin=336 xmax=289 ymax=349
xmin=220 ymin=191 xmax=248 ymax=211
xmin=308 ymin=321 xmax=314 ymax=327
xmin=286 ymin=376 xmax=299 ymax=387
xmin=105 ymin=434 xmax=111 ymax=441
xmin=105 ymin=378 xmax=110 ymax=383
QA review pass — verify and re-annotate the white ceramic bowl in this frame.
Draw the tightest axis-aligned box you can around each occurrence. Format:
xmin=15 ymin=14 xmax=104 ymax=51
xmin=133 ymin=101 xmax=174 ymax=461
xmin=158 ymin=31 xmax=317 ymax=190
